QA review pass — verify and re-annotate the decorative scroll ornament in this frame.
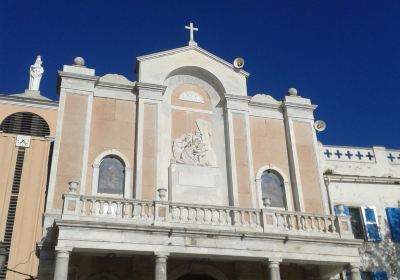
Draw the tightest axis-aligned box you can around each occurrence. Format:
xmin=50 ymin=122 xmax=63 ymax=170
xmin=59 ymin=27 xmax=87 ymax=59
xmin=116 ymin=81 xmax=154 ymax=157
xmin=172 ymin=119 xmax=217 ymax=166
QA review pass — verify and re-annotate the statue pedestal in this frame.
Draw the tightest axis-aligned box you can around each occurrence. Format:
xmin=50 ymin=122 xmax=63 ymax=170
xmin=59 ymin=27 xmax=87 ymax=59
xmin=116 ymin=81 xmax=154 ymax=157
xmin=169 ymin=163 xmax=222 ymax=205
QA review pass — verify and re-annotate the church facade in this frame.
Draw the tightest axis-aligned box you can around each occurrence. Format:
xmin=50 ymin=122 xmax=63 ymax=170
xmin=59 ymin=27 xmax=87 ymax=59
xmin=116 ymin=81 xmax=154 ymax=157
xmin=0 ymin=27 xmax=399 ymax=280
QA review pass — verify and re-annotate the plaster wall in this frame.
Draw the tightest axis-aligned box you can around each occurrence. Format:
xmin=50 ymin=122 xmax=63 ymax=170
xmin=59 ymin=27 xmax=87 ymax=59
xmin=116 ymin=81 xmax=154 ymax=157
xmin=293 ymin=121 xmax=323 ymax=214
xmin=86 ymin=97 xmax=136 ymax=197
xmin=233 ymin=113 xmax=251 ymax=208
xmin=3 ymin=137 xmax=51 ymax=280
xmin=142 ymin=103 xmax=157 ymax=200
xmin=53 ymin=93 xmax=88 ymax=209
xmin=249 ymin=117 xmax=291 ymax=207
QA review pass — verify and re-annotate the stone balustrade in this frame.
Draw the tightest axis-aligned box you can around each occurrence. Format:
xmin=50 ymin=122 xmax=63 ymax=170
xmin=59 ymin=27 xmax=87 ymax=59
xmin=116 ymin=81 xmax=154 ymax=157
xmin=62 ymin=193 xmax=354 ymax=239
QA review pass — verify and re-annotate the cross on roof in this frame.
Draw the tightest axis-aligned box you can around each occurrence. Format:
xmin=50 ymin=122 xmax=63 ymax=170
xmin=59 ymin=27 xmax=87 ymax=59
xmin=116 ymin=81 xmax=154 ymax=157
xmin=387 ymin=153 xmax=395 ymax=162
xmin=185 ymin=22 xmax=198 ymax=46
xmin=355 ymin=151 xmax=364 ymax=160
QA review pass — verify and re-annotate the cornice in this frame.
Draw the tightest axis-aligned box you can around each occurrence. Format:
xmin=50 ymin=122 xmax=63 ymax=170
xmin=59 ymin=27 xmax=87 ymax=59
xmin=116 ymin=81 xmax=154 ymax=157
xmin=58 ymin=71 xmax=99 ymax=82
xmin=0 ymin=94 xmax=58 ymax=109
xmin=137 ymin=45 xmax=250 ymax=78
xmin=324 ymin=174 xmax=400 ymax=185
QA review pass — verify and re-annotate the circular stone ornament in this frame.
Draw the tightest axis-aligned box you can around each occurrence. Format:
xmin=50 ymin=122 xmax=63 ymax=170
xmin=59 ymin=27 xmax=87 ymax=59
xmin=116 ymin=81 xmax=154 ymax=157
xmin=73 ymin=57 xmax=85 ymax=66
xmin=288 ymin=88 xmax=298 ymax=96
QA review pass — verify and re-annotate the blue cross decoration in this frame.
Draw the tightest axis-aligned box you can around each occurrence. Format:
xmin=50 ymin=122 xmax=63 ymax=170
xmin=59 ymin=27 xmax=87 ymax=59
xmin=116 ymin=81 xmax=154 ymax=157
xmin=344 ymin=151 xmax=353 ymax=159
xmin=397 ymin=154 xmax=400 ymax=160
xmin=366 ymin=152 xmax=374 ymax=161
xmin=387 ymin=153 xmax=395 ymax=162
xmin=334 ymin=150 xmax=343 ymax=159
xmin=355 ymin=151 xmax=364 ymax=160
xmin=324 ymin=149 xmax=333 ymax=158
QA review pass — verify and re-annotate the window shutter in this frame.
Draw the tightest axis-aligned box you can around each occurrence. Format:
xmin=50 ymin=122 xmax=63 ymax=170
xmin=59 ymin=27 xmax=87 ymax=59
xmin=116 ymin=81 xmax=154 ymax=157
xmin=373 ymin=271 xmax=388 ymax=280
xmin=386 ymin=208 xmax=400 ymax=242
xmin=361 ymin=206 xmax=381 ymax=241
xmin=334 ymin=205 xmax=350 ymax=216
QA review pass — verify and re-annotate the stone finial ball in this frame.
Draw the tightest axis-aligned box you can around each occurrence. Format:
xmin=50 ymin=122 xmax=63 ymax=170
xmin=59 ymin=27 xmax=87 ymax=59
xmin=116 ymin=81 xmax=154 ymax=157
xmin=73 ymin=57 xmax=85 ymax=66
xmin=288 ymin=88 xmax=298 ymax=96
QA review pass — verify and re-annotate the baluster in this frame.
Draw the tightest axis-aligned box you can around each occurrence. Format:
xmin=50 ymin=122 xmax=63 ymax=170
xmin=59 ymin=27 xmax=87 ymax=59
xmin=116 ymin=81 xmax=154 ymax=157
xmin=309 ymin=216 xmax=315 ymax=231
xmin=283 ymin=214 xmax=289 ymax=230
xmin=140 ymin=203 xmax=145 ymax=219
xmin=99 ymin=200 xmax=104 ymax=216
xmin=218 ymin=209 xmax=224 ymax=225
xmin=226 ymin=209 xmax=232 ymax=225
xmin=295 ymin=215 xmax=301 ymax=231
xmin=323 ymin=217 xmax=328 ymax=232
xmin=148 ymin=203 xmax=154 ymax=219
xmin=90 ymin=199 xmax=96 ymax=216
xmin=195 ymin=208 xmax=200 ymax=223
xmin=288 ymin=214 xmax=294 ymax=230
xmin=330 ymin=217 xmax=336 ymax=233
xmin=80 ymin=198 xmax=86 ymax=216
xmin=179 ymin=207 xmax=185 ymax=222
xmin=107 ymin=202 xmax=112 ymax=216
xmin=255 ymin=211 xmax=261 ymax=226
xmin=116 ymin=201 xmax=121 ymax=217
xmin=122 ymin=202 xmax=129 ymax=218
xmin=132 ymin=203 xmax=138 ymax=219
xmin=317 ymin=217 xmax=322 ymax=232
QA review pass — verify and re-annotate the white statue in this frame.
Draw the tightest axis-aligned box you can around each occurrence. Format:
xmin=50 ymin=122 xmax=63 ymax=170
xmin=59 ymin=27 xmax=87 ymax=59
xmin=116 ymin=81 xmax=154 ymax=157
xmin=172 ymin=119 xmax=217 ymax=166
xmin=28 ymin=56 xmax=44 ymax=91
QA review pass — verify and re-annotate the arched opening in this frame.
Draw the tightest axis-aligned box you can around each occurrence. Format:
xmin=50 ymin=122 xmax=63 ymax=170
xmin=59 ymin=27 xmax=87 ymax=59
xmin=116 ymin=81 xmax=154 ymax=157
xmin=0 ymin=112 xmax=50 ymax=137
xmin=177 ymin=274 xmax=216 ymax=280
xmin=261 ymin=170 xmax=286 ymax=208
xmin=98 ymin=155 xmax=125 ymax=196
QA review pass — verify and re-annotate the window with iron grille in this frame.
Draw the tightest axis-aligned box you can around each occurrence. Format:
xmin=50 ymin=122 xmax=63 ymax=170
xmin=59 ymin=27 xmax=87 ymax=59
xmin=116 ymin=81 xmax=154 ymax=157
xmin=0 ymin=112 xmax=50 ymax=137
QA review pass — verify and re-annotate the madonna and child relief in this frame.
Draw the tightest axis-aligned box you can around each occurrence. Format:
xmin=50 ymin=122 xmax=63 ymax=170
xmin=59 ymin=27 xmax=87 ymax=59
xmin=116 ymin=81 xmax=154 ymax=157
xmin=172 ymin=119 xmax=217 ymax=167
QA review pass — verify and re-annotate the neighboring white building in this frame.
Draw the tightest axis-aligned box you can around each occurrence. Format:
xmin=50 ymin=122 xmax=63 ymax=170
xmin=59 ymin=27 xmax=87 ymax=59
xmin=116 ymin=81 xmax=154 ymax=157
xmin=321 ymin=145 xmax=400 ymax=280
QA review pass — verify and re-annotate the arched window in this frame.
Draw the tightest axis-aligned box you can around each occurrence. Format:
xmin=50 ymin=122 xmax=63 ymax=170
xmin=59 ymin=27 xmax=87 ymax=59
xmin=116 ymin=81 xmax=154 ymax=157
xmin=261 ymin=170 xmax=286 ymax=208
xmin=98 ymin=155 xmax=125 ymax=195
xmin=0 ymin=112 xmax=50 ymax=137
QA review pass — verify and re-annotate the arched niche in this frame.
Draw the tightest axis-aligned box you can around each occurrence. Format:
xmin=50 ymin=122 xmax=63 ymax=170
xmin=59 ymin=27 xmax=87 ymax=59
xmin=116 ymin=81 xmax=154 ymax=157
xmin=168 ymin=264 xmax=229 ymax=280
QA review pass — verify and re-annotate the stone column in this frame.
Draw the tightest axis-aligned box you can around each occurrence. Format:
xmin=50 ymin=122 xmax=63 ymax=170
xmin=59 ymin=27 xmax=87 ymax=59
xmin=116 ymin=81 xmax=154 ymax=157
xmin=349 ymin=264 xmax=361 ymax=280
xmin=267 ymin=258 xmax=282 ymax=280
xmin=154 ymin=253 xmax=169 ymax=280
xmin=54 ymin=250 xmax=70 ymax=280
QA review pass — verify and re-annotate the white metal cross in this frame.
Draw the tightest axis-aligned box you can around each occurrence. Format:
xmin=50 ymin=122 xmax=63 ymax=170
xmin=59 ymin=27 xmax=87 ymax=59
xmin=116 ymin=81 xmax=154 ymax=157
xmin=185 ymin=22 xmax=198 ymax=46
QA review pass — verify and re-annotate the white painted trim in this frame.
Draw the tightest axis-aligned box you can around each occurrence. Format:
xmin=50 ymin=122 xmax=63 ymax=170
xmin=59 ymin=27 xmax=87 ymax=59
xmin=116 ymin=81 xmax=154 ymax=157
xmin=134 ymin=99 xmax=144 ymax=199
xmin=155 ymin=101 xmax=161 ymax=198
xmin=283 ymin=117 xmax=305 ymax=212
xmin=171 ymin=105 xmax=212 ymax=114
xmin=79 ymin=93 xmax=93 ymax=195
xmin=244 ymin=114 xmax=257 ymax=208
xmin=91 ymin=149 xmax=132 ymax=198
xmin=311 ymin=123 xmax=330 ymax=214
xmin=94 ymin=90 xmax=136 ymax=101
xmin=225 ymin=110 xmax=239 ymax=206
xmin=255 ymin=164 xmax=293 ymax=211
xmin=0 ymin=97 xmax=58 ymax=110
xmin=45 ymin=90 xmax=66 ymax=211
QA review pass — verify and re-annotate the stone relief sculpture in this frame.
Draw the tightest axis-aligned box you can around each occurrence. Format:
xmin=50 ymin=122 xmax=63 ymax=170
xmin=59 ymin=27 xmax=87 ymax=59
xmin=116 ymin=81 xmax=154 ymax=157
xmin=172 ymin=119 xmax=217 ymax=166
xmin=28 ymin=55 xmax=44 ymax=91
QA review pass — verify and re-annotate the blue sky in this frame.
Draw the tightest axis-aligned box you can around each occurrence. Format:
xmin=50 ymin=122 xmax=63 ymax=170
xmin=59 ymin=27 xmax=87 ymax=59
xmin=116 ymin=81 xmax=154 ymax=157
xmin=1 ymin=0 xmax=399 ymax=148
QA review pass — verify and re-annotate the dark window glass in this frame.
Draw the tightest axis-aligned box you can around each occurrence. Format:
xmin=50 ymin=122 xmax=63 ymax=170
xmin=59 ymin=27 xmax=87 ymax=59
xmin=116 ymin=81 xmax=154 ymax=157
xmin=98 ymin=156 xmax=125 ymax=195
xmin=261 ymin=170 xmax=286 ymax=208
xmin=349 ymin=207 xmax=366 ymax=239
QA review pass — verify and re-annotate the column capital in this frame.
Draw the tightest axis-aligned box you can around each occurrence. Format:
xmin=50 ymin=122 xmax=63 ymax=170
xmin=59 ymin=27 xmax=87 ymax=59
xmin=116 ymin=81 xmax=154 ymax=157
xmin=348 ymin=263 xmax=361 ymax=270
xmin=55 ymin=248 xmax=72 ymax=258
xmin=154 ymin=252 xmax=169 ymax=262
